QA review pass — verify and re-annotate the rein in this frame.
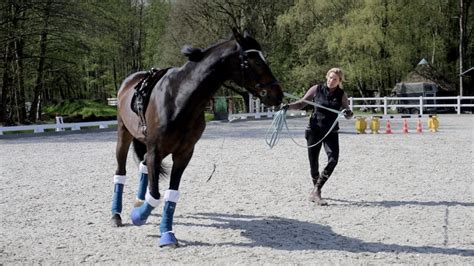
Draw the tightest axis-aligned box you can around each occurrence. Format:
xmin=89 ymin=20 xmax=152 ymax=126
xmin=265 ymin=92 xmax=346 ymax=149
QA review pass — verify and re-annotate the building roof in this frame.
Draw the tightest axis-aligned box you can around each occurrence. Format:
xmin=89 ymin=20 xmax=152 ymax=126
xmin=393 ymin=82 xmax=437 ymax=94
xmin=398 ymin=59 xmax=455 ymax=91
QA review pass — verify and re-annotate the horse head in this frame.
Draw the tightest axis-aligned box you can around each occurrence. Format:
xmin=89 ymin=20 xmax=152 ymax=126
xmin=231 ymin=28 xmax=283 ymax=107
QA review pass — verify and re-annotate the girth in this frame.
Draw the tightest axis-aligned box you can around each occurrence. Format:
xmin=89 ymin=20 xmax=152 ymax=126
xmin=131 ymin=67 xmax=170 ymax=135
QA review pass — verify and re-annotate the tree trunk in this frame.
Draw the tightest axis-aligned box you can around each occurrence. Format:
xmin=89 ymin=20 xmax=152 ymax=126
xmin=1 ymin=44 xmax=13 ymax=125
xmin=113 ymin=60 xmax=118 ymax=92
xmin=1 ymin=2 xmax=17 ymax=125
xmin=14 ymin=38 xmax=27 ymax=123
xmin=29 ymin=0 xmax=52 ymax=122
xmin=137 ymin=0 xmax=144 ymax=70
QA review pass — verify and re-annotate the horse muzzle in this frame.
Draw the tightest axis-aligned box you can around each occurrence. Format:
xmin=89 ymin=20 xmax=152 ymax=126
xmin=256 ymin=81 xmax=283 ymax=106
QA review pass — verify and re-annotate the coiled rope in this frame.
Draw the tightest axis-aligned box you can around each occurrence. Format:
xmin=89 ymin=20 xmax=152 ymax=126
xmin=265 ymin=92 xmax=346 ymax=149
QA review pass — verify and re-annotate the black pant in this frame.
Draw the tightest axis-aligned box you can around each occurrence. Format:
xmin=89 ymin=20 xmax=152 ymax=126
xmin=305 ymin=129 xmax=339 ymax=180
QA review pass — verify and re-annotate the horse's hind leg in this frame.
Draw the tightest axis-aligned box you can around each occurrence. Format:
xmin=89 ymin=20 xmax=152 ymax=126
xmin=132 ymin=139 xmax=148 ymax=207
xmin=110 ymin=120 xmax=133 ymax=227
xmin=130 ymin=146 xmax=162 ymax=226
xmin=159 ymin=148 xmax=194 ymax=248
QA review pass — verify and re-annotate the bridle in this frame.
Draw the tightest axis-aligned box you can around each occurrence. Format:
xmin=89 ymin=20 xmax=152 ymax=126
xmin=238 ymin=44 xmax=279 ymax=97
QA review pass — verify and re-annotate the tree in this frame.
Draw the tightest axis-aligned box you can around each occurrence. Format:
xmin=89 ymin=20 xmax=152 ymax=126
xmin=157 ymin=0 xmax=293 ymax=111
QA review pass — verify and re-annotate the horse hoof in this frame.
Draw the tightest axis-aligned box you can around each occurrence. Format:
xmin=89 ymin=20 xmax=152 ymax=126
xmin=130 ymin=208 xmax=147 ymax=226
xmin=159 ymin=232 xmax=179 ymax=248
xmin=110 ymin=213 xmax=123 ymax=227
xmin=134 ymin=199 xmax=144 ymax=208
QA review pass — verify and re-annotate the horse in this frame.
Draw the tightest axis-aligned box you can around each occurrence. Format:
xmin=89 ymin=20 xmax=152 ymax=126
xmin=110 ymin=28 xmax=283 ymax=248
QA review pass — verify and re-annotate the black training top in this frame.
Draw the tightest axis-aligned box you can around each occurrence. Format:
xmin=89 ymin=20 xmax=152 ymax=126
xmin=308 ymin=83 xmax=344 ymax=132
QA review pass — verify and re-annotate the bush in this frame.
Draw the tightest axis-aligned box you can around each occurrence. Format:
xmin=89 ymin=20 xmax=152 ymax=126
xmin=43 ymin=99 xmax=117 ymax=121
xmin=214 ymin=97 xmax=227 ymax=113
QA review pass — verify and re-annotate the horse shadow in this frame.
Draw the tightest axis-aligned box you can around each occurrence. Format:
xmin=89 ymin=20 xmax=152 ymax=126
xmin=174 ymin=212 xmax=473 ymax=256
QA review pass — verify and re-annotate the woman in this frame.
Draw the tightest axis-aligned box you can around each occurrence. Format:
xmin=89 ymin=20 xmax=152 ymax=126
xmin=284 ymin=68 xmax=353 ymax=205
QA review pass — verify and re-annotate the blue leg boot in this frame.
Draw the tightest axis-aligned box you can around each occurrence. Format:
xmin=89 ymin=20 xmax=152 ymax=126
xmin=131 ymin=191 xmax=160 ymax=226
xmin=111 ymin=175 xmax=126 ymax=227
xmin=135 ymin=162 xmax=148 ymax=207
xmin=159 ymin=201 xmax=178 ymax=247
xmin=130 ymin=202 xmax=154 ymax=226
xmin=159 ymin=189 xmax=180 ymax=247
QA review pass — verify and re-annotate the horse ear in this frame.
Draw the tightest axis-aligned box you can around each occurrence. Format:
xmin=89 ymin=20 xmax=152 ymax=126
xmin=181 ymin=45 xmax=204 ymax=62
xmin=232 ymin=27 xmax=244 ymax=45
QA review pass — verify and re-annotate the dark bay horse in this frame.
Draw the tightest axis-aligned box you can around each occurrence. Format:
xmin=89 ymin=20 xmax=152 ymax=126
xmin=110 ymin=28 xmax=283 ymax=247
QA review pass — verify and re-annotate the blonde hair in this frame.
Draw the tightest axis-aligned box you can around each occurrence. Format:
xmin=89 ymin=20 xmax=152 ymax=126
xmin=326 ymin=68 xmax=344 ymax=83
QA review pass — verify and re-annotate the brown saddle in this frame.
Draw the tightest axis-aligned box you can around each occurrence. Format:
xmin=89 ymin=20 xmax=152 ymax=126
xmin=131 ymin=67 xmax=170 ymax=116
xmin=131 ymin=67 xmax=170 ymax=135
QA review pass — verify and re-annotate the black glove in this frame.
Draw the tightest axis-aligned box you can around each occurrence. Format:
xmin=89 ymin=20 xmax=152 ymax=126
xmin=281 ymin=104 xmax=290 ymax=111
xmin=342 ymin=109 xmax=353 ymax=119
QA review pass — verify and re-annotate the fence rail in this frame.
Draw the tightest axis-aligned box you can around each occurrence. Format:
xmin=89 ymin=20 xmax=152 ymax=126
xmin=0 ymin=120 xmax=117 ymax=136
xmin=1 ymin=95 xmax=472 ymax=137
xmin=348 ymin=95 xmax=474 ymax=115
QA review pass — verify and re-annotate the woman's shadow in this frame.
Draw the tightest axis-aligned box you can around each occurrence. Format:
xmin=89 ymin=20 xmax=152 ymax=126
xmin=174 ymin=212 xmax=473 ymax=256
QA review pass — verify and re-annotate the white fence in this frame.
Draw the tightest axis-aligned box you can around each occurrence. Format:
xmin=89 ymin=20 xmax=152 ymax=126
xmin=348 ymin=95 xmax=474 ymax=115
xmin=1 ymin=95 xmax=472 ymax=137
xmin=0 ymin=119 xmax=117 ymax=136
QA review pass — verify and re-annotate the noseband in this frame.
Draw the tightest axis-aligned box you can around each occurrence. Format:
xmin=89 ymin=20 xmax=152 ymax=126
xmin=238 ymin=45 xmax=279 ymax=97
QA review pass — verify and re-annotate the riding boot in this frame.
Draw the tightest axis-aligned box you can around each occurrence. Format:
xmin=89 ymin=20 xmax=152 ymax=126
xmin=309 ymin=175 xmax=319 ymax=201
xmin=310 ymin=172 xmax=329 ymax=206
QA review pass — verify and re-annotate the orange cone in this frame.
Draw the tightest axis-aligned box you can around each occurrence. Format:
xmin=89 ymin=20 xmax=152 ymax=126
xmin=385 ymin=120 xmax=392 ymax=134
xmin=416 ymin=119 xmax=423 ymax=133
xmin=402 ymin=119 xmax=409 ymax=134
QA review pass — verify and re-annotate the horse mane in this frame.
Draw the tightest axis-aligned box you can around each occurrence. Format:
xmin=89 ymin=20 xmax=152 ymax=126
xmin=181 ymin=45 xmax=205 ymax=62
xmin=182 ymin=36 xmax=246 ymax=63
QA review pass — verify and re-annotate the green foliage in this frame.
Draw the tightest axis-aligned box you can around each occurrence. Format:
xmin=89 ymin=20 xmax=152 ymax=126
xmin=1 ymin=0 xmax=472 ymax=125
xmin=44 ymin=100 xmax=117 ymax=118
xmin=214 ymin=97 xmax=228 ymax=113
xmin=204 ymin=112 xmax=214 ymax=122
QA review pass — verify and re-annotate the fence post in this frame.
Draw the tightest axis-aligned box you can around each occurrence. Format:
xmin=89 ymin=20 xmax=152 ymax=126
xmin=419 ymin=96 xmax=424 ymax=115
xmin=55 ymin=116 xmax=64 ymax=132
xmin=457 ymin=95 xmax=461 ymax=115
xmin=255 ymin=98 xmax=261 ymax=118
xmin=349 ymin=97 xmax=353 ymax=111
xmin=248 ymin=93 xmax=253 ymax=113
xmin=383 ymin=97 xmax=388 ymax=115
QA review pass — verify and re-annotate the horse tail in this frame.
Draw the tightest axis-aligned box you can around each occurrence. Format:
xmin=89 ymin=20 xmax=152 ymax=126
xmin=132 ymin=138 xmax=169 ymax=179
xmin=132 ymin=138 xmax=147 ymax=162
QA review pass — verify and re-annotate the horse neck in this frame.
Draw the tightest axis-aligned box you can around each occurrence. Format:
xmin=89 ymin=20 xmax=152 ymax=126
xmin=175 ymin=43 xmax=238 ymax=118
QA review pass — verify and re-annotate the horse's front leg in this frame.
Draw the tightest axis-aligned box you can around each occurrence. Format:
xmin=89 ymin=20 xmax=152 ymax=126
xmin=159 ymin=148 xmax=194 ymax=248
xmin=130 ymin=146 xmax=162 ymax=226
xmin=111 ymin=121 xmax=133 ymax=227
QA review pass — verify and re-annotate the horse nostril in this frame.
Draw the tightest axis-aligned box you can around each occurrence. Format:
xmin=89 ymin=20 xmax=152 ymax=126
xmin=259 ymin=90 xmax=267 ymax=97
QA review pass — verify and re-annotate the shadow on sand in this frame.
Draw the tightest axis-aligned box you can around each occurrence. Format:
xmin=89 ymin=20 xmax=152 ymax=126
xmin=326 ymin=198 xmax=474 ymax=208
xmin=174 ymin=212 xmax=473 ymax=256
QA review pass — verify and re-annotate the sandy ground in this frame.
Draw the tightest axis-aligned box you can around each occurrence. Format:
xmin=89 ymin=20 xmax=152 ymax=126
xmin=0 ymin=114 xmax=473 ymax=264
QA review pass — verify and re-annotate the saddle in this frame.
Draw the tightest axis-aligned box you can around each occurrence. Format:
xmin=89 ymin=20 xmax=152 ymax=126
xmin=131 ymin=67 xmax=170 ymax=135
